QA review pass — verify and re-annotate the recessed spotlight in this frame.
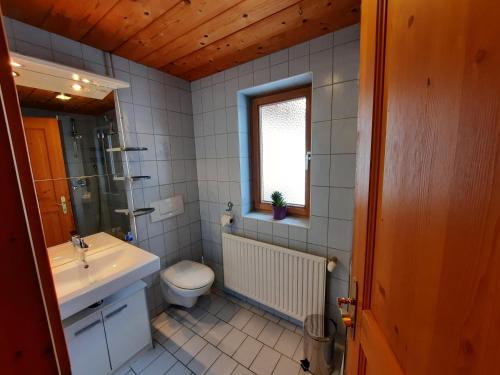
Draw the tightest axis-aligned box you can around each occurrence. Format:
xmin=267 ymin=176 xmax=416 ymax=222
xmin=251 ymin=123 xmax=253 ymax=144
xmin=72 ymin=73 xmax=80 ymax=81
xmin=81 ymin=78 xmax=90 ymax=83
xmin=72 ymin=83 xmax=82 ymax=91
xmin=10 ymin=61 xmax=21 ymax=67
xmin=12 ymin=71 xmax=19 ymax=77
xmin=56 ymin=93 xmax=71 ymax=101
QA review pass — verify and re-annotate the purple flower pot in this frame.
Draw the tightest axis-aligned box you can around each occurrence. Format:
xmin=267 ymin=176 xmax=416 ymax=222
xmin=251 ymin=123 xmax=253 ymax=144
xmin=272 ymin=205 xmax=287 ymax=220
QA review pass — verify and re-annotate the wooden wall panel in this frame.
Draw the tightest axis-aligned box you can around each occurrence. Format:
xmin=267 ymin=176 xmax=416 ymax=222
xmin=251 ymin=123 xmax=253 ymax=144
xmin=0 ymin=12 xmax=70 ymax=374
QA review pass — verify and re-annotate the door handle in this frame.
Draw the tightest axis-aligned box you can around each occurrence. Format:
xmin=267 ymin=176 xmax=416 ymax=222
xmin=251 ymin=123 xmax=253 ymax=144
xmin=74 ymin=319 xmax=101 ymax=336
xmin=105 ymin=304 xmax=128 ymax=319
xmin=55 ymin=195 xmax=68 ymax=214
xmin=337 ymin=279 xmax=358 ymax=338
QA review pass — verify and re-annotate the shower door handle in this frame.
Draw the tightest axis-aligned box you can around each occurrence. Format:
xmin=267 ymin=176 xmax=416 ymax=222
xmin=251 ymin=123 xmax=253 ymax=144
xmin=56 ymin=195 xmax=68 ymax=214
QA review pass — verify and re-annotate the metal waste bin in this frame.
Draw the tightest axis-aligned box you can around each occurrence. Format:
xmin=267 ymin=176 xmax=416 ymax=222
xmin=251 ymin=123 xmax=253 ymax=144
xmin=301 ymin=314 xmax=336 ymax=375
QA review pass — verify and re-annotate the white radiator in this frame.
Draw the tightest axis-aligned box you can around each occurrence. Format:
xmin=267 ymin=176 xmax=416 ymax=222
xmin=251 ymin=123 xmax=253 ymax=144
xmin=222 ymin=233 xmax=326 ymax=322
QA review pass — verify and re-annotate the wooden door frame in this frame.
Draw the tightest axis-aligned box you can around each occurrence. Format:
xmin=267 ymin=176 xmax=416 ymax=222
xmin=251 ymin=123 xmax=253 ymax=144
xmin=0 ymin=13 xmax=70 ymax=375
xmin=346 ymin=0 xmax=403 ymax=373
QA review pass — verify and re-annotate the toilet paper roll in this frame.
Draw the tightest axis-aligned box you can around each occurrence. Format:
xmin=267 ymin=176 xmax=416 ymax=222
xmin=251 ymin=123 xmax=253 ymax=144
xmin=220 ymin=213 xmax=234 ymax=226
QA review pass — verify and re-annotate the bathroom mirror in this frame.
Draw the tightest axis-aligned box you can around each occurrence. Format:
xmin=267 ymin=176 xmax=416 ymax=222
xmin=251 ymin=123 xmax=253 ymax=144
xmin=14 ymin=58 xmax=132 ymax=252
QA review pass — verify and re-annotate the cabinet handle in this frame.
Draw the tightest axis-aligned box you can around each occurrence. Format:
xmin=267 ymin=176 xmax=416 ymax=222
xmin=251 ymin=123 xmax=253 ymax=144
xmin=74 ymin=319 xmax=101 ymax=336
xmin=105 ymin=304 xmax=128 ymax=319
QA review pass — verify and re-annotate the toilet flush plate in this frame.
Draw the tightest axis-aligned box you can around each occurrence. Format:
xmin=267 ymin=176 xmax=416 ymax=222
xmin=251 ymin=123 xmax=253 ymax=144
xmin=150 ymin=195 xmax=184 ymax=222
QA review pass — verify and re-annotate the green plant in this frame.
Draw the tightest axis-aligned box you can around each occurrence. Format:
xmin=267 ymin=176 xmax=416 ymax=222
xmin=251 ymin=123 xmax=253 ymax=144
xmin=271 ymin=191 xmax=286 ymax=207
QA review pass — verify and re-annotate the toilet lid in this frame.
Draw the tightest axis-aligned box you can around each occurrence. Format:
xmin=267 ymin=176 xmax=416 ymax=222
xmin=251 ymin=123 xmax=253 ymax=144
xmin=161 ymin=260 xmax=214 ymax=290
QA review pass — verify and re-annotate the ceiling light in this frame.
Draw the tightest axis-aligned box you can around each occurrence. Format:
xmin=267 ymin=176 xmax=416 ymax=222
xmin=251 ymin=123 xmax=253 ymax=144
xmin=81 ymin=78 xmax=90 ymax=83
xmin=72 ymin=83 xmax=82 ymax=91
xmin=10 ymin=61 xmax=21 ymax=67
xmin=72 ymin=73 xmax=80 ymax=81
xmin=56 ymin=93 xmax=71 ymax=101
xmin=12 ymin=71 xmax=19 ymax=77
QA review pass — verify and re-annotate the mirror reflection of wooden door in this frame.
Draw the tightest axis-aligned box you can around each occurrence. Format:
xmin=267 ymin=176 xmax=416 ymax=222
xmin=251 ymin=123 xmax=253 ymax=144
xmin=345 ymin=0 xmax=500 ymax=374
xmin=23 ymin=117 xmax=75 ymax=246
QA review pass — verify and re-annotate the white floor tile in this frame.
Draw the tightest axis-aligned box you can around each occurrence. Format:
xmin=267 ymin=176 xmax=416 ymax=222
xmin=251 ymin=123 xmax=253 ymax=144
xmin=218 ymin=328 xmax=247 ymax=356
xmin=205 ymin=353 xmax=237 ymax=375
xmin=152 ymin=312 xmax=170 ymax=330
xmin=129 ymin=344 xmax=166 ymax=373
xmin=250 ymin=346 xmax=281 ymax=375
xmin=163 ymin=326 xmax=195 ymax=353
xmin=257 ymin=321 xmax=284 ymax=347
xmin=187 ymin=343 xmax=221 ymax=375
xmin=216 ymin=302 xmax=240 ymax=322
xmin=272 ymin=356 xmax=300 ymax=375
xmin=274 ymin=329 xmax=301 ymax=358
xmin=263 ymin=312 xmax=280 ymax=323
xmin=242 ymin=314 xmax=268 ymax=338
xmin=154 ymin=316 xmax=183 ymax=343
xmin=197 ymin=294 xmax=227 ymax=315
xmin=233 ymin=336 xmax=263 ymax=367
xmin=233 ymin=364 xmax=255 ymax=375
xmin=140 ymin=351 xmax=177 ymax=375
xmin=292 ymin=338 xmax=304 ymax=362
xmin=229 ymin=308 xmax=254 ymax=329
xmin=181 ymin=306 xmax=207 ymax=328
xmin=250 ymin=305 xmax=265 ymax=316
xmin=165 ymin=361 xmax=192 ymax=375
xmin=192 ymin=313 xmax=219 ymax=337
xmin=175 ymin=335 xmax=207 ymax=365
xmin=278 ymin=319 xmax=297 ymax=332
xmin=169 ymin=306 xmax=190 ymax=321
xmin=204 ymin=320 xmax=232 ymax=346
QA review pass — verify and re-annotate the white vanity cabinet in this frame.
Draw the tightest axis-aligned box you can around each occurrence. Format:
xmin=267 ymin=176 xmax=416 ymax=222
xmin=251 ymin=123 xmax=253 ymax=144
xmin=64 ymin=310 xmax=110 ymax=375
xmin=63 ymin=281 xmax=151 ymax=375
xmin=103 ymin=287 xmax=151 ymax=369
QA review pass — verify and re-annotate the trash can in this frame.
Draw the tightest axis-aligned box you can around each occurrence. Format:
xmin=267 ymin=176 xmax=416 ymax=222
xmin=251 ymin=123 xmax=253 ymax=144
xmin=301 ymin=314 xmax=336 ymax=375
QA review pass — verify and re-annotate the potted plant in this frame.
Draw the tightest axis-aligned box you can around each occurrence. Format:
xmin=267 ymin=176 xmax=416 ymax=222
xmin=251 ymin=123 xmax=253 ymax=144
xmin=271 ymin=191 xmax=287 ymax=220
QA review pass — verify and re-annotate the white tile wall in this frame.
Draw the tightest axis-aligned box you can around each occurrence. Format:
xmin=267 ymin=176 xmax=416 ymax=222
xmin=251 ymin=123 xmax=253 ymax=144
xmin=4 ymin=16 xmax=201 ymax=318
xmin=191 ymin=24 xmax=360 ymax=332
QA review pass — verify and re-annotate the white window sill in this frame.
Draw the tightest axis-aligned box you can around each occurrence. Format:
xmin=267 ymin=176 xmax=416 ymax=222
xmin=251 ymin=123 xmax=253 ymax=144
xmin=243 ymin=211 xmax=310 ymax=229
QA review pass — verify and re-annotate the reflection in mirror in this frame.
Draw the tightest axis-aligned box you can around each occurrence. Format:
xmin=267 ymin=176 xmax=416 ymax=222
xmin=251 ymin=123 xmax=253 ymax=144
xmin=17 ymin=85 xmax=131 ymax=248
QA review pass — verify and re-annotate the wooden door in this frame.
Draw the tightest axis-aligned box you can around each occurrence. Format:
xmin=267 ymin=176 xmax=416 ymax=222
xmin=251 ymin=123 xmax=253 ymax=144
xmin=23 ymin=117 xmax=75 ymax=246
xmin=345 ymin=0 xmax=500 ymax=374
xmin=0 ymin=11 xmax=70 ymax=374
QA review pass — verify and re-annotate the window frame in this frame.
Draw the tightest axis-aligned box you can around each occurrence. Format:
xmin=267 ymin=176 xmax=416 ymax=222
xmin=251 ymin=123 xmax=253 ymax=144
xmin=250 ymin=86 xmax=312 ymax=217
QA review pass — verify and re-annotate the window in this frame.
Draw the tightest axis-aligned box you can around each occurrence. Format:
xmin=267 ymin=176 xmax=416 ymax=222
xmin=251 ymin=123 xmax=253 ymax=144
xmin=250 ymin=86 xmax=311 ymax=217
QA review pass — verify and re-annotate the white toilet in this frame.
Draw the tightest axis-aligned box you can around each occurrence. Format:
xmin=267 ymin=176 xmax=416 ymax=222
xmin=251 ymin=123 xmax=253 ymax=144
xmin=160 ymin=260 xmax=215 ymax=308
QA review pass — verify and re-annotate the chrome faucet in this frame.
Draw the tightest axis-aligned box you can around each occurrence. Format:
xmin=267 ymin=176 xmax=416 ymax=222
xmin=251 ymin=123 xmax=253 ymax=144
xmin=71 ymin=233 xmax=89 ymax=269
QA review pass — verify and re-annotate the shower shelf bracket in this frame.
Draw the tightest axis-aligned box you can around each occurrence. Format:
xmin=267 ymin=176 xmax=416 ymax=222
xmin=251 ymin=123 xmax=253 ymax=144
xmin=115 ymin=207 xmax=155 ymax=217
xmin=106 ymin=146 xmax=148 ymax=152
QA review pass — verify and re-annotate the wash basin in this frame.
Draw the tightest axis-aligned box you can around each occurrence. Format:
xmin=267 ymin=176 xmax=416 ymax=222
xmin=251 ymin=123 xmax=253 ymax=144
xmin=49 ymin=233 xmax=160 ymax=319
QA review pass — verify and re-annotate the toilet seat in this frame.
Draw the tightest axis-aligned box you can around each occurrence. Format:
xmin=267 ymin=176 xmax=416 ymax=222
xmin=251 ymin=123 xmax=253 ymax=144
xmin=161 ymin=260 xmax=214 ymax=290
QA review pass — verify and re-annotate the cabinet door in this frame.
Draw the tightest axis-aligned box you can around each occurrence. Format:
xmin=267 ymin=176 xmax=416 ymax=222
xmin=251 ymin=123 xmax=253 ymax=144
xmin=64 ymin=310 xmax=111 ymax=375
xmin=103 ymin=289 xmax=151 ymax=370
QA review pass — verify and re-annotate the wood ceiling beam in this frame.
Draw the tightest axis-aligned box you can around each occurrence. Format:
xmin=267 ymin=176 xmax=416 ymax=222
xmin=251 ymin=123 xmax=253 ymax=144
xmin=137 ymin=0 xmax=301 ymax=68
xmin=113 ymin=0 xmax=243 ymax=61
xmin=80 ymin=0 xmax=180 ymax=51
xmin=165 ymin=0 xmax=360 ymax=80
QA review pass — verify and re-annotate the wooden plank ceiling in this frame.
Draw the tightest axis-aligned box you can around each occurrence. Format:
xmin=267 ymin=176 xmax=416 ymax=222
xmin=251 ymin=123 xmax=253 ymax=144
xmin=17 ymin=86 xmax=115 ymax=116
xmin=1 ymin=0 xmax=360 ymax=81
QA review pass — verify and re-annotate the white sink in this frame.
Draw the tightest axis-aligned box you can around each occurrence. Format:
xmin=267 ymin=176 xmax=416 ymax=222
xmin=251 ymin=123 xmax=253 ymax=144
xmin=49 ymin=233 xmax=160 ymax=319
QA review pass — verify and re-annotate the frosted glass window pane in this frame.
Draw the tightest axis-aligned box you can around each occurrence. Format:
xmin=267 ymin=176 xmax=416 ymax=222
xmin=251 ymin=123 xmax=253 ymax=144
xmin=260 ymin=97 xmax=306 ymax=206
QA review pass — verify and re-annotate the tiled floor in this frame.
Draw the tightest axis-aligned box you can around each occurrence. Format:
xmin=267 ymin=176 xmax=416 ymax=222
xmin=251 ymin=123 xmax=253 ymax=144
xmin=117 ymin=290 xmax=344 ymax=375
